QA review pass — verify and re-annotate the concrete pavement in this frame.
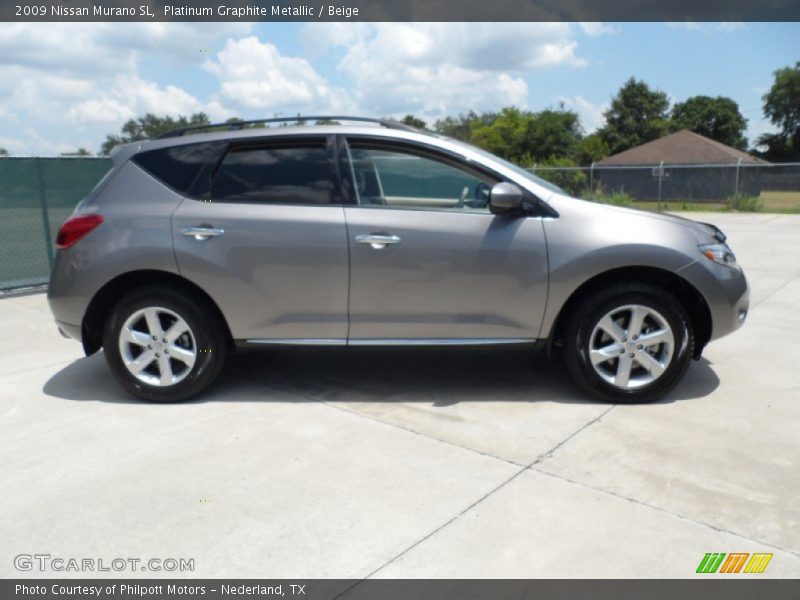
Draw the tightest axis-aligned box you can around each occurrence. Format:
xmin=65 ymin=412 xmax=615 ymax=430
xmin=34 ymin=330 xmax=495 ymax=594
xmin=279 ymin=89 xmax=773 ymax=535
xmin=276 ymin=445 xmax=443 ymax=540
xmin=0 ymin=212 xmax=798 ymax=578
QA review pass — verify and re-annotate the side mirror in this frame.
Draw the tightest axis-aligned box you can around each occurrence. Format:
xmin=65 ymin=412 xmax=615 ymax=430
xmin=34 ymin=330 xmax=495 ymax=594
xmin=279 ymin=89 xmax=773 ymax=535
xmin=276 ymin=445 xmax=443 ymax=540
xmin=489 ymin=182 xmax=524 ymax=214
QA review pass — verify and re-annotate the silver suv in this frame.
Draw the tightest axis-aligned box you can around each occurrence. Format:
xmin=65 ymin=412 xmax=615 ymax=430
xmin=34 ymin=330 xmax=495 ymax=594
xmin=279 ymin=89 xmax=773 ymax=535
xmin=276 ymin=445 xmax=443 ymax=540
xmin=48 ymin=116 xmax=749 ymax=403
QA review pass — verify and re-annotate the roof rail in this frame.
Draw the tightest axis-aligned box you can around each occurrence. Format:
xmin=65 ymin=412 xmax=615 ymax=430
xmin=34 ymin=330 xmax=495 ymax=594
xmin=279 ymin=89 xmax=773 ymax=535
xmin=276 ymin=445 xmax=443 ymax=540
xmin=154 ymin=116 xmax=420 ymax=140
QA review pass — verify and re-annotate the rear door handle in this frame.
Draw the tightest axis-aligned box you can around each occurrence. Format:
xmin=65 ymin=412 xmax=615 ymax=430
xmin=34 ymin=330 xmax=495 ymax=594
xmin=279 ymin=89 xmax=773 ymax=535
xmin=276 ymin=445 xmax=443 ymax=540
xmin=181 ymin=226 xmax=225 ymax=241
xmin=355 ymin=234 xmax=402 ymax=249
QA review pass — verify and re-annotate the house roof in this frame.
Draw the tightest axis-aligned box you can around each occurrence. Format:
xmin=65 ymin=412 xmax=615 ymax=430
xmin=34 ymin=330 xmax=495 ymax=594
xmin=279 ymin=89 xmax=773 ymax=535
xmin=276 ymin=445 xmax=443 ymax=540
xmin=596 ymin=129 xmax=767 ymax=166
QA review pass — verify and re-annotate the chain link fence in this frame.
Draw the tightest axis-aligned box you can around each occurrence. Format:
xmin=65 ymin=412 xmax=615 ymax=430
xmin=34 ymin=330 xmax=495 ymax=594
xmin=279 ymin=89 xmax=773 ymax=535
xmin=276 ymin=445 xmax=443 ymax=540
xmin=0 ymin=157 xmax=112 ymax=292
xmin=2 ymin=157 xmax=800 ymax=293
xmin=529 ymin=162 xmax=800 ymax=210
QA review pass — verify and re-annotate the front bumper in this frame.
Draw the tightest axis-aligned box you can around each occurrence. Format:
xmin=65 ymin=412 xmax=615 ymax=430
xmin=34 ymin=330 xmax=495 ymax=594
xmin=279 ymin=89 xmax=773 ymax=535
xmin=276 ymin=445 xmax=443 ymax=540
xmin=677 ymin=259 xmax=749 ymax=342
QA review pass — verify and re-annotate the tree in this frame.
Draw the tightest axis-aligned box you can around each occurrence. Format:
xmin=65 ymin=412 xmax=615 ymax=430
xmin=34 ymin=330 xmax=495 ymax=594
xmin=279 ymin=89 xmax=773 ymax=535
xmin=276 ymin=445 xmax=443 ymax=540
xmin=577 ymin=133 xmax=610 ymax=164
xmin=469 ymin=106 xmax=582 ymax=165
xmin=470 ymin=107 xmax=532 ymax=162
xmin=0 ymin=148 xmax=8 ymax=156
xmin=671 ymin=96 xmax=748 ymax=149
xmin=756 ymin=61 xmax=800 ymax=161
xmin=101 ymin=112 xmax=211 ymax=155
xmin=599 ymin=77 xmax=671 ymax=154
xmin=523 ymin=108 xmax=582 ymax=162
xmin=400 ymin=114 xmax=427 ymax=130
xmin=534 ymin=157 xmax=587 ymax=195
xmin=60 ymin=148 xmax=92 ymax=157
xmin=433 ymin=111 xmax=491 ymax=141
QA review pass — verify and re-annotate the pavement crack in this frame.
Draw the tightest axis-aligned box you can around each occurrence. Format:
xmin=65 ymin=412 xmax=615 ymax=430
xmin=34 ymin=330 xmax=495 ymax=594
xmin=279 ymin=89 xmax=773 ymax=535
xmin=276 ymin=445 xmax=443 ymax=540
xmin=752 ymin=273 xmax=799 ymax=309
xmin=532 ymin=467 xmax=800 ymax=558
xmin=340 ymin=466 xmax=530 ymax=594
xmin=531 ymin=405 xmax=615 ymax=466
xmin=337 ymin=405 xmax=616 ymax=594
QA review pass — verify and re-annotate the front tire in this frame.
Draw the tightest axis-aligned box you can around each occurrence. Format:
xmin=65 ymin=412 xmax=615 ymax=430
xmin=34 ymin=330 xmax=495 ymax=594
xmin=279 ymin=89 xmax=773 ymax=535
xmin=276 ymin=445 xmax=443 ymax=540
xmin=563 ymin=283 xmax=694 ymax=403
xmin=102 ymin=287 xmax=227 ymax=402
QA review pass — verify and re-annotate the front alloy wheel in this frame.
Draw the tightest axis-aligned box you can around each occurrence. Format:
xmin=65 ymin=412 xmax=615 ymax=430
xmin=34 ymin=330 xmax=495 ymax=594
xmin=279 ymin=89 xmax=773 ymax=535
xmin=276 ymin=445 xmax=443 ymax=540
xmin=563 ymin=283 xmax=694 ymax=403
xmin=588 ymin=304 xmax=675 ymax=389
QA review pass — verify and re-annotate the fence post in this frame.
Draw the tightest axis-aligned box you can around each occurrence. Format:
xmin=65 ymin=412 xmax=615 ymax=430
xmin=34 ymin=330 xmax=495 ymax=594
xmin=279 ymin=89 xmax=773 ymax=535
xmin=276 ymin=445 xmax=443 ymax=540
xmin=734 ymin=157 xmax=742 ymax=197
xmin=35 ymin=158 xmax=55 ymax=269
xmin=589 ymin=162 xmax=595 ymax=193
xmin=657 ymin=160 xmax=664 ymax=208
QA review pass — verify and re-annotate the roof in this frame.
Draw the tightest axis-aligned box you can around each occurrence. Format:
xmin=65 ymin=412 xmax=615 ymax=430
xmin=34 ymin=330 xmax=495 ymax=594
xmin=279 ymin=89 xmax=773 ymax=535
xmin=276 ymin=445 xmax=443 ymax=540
xmin=596 ymin=129 xmax=767 ymax=166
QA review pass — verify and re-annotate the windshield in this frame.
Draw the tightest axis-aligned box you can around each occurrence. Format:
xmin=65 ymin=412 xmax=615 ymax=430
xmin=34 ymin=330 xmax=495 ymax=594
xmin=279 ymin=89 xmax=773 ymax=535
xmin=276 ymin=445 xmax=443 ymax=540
xmin=447 ymin=139 xmax=567 ymax=195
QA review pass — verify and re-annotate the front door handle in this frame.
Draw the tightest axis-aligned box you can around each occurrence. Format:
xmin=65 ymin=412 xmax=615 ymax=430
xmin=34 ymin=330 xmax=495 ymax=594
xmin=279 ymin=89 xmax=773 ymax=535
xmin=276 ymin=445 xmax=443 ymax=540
xmin=355 ymin=234 xmax=402 ymax=250
xmin=181 ymin=226 xmax=225 ymax=241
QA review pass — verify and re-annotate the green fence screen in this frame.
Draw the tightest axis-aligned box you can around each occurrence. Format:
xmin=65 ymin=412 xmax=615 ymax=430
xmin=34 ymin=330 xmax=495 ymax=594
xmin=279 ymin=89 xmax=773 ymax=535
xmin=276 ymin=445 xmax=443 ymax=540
xmin=0 ymin=157 xmax=112 ymax=291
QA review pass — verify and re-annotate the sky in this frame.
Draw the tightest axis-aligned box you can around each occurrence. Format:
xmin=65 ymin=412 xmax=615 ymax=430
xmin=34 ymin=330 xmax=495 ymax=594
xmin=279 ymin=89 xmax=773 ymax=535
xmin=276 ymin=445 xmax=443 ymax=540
xmin=0 ymin=21 xmax=797 ymax=155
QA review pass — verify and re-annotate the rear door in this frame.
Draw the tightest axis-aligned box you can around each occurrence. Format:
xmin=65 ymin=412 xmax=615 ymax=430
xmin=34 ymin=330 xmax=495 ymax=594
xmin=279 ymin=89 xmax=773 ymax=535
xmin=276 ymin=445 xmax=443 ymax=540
xmin=171 ymin=136 xmax=350 ymax=343
xmin=341 ymin=137 xmax=549 ymax=342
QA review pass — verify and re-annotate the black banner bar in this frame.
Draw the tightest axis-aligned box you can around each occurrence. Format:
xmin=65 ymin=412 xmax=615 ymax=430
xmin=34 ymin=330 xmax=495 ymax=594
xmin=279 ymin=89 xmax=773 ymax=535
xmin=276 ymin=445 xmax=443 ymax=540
xmin=2 ymin=0 xmax=800 ymax=22
xmin=4 ymin=580 xmax=800 ymax=600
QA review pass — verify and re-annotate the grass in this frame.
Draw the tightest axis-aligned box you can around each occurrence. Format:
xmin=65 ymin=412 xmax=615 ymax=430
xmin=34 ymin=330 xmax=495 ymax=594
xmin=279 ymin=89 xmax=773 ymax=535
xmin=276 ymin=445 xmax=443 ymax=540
xmin=614 ymin=191 xmax=800 ymax=214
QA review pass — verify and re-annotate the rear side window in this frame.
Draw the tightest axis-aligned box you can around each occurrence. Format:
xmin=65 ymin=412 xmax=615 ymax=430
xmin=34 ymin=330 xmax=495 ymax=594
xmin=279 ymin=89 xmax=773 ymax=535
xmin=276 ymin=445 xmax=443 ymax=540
xmin=132 ymin=142 xmax=222 ymax=195
xmin=211 ymin=141 xmax=333 ymax=205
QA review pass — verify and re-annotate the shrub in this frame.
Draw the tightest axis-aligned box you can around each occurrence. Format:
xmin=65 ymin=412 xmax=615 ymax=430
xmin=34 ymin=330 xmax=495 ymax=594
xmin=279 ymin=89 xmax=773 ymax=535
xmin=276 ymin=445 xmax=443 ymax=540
xmin=725 ymin=194 xmax=763 ymax=212
xmin=585 ymin=190 xmax=635 ymax=207
xmin=531 ymin=157 xmax=587 ymax=196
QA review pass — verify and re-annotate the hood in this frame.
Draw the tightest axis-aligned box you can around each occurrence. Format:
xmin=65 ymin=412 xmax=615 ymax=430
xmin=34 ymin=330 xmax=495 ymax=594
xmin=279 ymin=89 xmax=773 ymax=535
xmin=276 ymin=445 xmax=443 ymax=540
xmin=548 ymin=194 xmax=725 ymax=243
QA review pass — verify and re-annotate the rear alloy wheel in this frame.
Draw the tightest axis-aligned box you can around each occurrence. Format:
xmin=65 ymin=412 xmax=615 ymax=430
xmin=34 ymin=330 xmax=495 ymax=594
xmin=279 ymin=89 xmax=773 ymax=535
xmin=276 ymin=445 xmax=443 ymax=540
xmin=118 ymin=307 xmax=197 ymax=387
xmin=103 ymin=287 xmax=226 ymax=402
xmin=563 ymin=284 xmax=694 ymax=403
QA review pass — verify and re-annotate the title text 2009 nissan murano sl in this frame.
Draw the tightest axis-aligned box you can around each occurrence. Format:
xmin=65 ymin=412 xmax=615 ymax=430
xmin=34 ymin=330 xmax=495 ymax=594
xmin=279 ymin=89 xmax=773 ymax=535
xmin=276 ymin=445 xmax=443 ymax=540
xmin=47 ymin=116 xmax=749 ymax=403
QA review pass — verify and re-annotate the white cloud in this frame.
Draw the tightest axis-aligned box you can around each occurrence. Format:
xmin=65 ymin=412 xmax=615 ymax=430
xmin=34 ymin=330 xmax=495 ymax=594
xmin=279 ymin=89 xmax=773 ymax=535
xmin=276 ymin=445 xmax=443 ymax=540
xmin=716 ymin=22 xmax=744 ymax=32
xmin=304 ymin=23 xmax=587 ymax=119
xmin=203 ymin=36 xmax=351 ymax=113
xmin=667 ymin=22 xmax=744 ymax=33
xmin=558 ymin=95 xmax=608 ymax=132
xmin=578 ymin=23 xmax=621 ymax=36
xmin=67 ymin=98 xmax=135 ymax=124
xmin=0 ymin=23 xmax=255 ymax=153
xmin=0 ymin=23 xmax=251 ymax=79
xmin=0 ymin=23 xmax=594 ymax=153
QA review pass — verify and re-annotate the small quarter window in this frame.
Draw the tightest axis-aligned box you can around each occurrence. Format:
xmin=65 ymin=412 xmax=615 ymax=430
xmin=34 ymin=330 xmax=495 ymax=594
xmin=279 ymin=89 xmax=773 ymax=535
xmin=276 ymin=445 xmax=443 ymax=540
xmin=132 ymin=142 xmax=222 ymax=195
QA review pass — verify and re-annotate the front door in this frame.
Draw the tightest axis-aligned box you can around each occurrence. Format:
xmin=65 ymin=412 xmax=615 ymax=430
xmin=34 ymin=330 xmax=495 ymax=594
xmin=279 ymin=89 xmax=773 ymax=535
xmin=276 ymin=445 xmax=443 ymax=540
xmin=342 ymin=139 xmax=549 ymax=343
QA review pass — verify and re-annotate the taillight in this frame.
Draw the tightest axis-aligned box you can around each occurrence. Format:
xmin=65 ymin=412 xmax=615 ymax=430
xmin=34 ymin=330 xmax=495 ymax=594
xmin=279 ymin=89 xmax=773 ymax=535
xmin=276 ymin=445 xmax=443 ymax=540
xmin=55 ymin=214 xmax=104 ymax=250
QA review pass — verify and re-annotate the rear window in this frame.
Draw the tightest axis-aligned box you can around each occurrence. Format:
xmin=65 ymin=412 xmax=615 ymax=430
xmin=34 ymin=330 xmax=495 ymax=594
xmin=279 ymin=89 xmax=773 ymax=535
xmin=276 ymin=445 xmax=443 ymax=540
xmin=211 ymin=141 xmax=333 ymax=205
xmin=132 ymin=142 xmax=222 ymax=195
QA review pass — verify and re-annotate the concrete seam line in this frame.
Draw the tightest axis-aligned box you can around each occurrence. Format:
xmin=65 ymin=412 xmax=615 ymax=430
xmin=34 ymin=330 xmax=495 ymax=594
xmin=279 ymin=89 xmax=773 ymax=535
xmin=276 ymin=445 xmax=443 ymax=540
xmin=231 ymin=368 xmax=525 ymax=467
xmin=342 ymin=405 xmax=617 ymax=590
xmin=9 ymin=300 xmax=53 ymax=315
xmin=342 ymin=465 xmax=531 ymax=592
xmin=532 ymin=466 xmax=800 ymax=558
xmin=530 ymin=405 xmax=616 ymax=467
xmin=752 ymin=272 xmax=800 ymax=309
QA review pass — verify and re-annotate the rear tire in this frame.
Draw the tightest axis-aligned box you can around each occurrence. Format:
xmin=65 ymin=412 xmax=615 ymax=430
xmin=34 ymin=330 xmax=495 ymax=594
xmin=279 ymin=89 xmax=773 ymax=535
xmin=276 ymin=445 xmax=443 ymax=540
xmin=562 ymin=283 xmax=694 ymax=404
xmin=102 ymin=286 xmax=227 ymax=402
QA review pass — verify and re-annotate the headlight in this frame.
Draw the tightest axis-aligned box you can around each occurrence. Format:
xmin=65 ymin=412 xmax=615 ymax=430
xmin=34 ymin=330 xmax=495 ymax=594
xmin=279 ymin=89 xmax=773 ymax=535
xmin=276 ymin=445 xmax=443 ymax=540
xmin=698 ymin=243 xmax=740 ymax=270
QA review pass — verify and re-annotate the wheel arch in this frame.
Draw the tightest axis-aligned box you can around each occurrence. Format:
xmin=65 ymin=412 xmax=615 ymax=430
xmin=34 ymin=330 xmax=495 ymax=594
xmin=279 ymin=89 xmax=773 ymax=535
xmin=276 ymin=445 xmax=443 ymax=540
xmin=81 ymin=269 xmax=233 ymax=355
xmin=548 ymin=266 xmax=712 ymax=359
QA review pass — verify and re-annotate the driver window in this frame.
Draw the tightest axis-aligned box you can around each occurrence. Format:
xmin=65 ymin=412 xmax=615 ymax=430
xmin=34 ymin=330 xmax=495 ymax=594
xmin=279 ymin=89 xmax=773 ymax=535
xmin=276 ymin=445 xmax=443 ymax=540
xmin=347 ymin=145 xmax=497 ymax=212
